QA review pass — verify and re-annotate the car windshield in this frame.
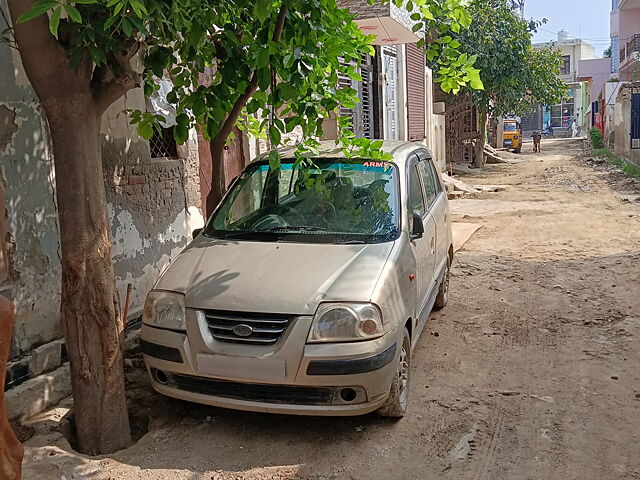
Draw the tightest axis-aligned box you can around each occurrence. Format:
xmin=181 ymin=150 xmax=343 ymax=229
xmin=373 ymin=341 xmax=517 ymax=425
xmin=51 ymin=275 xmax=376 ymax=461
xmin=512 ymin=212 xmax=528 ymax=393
xmin=203 ymin=159 xmax=400 ymax=244
xmin=504 ymin=122 xmax=518 ymax=132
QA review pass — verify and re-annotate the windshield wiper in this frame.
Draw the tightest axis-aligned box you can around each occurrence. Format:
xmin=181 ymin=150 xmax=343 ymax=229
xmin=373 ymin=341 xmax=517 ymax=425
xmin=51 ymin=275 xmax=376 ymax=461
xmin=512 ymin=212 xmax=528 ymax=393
xmin=262 ymin=226 xmax=328 ymax=232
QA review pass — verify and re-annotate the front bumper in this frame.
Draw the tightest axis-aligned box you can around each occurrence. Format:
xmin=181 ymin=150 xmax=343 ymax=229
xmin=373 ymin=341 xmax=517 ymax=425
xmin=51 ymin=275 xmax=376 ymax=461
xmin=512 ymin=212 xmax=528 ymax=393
xmin=140 ymin=316 xmax=400 ymax=416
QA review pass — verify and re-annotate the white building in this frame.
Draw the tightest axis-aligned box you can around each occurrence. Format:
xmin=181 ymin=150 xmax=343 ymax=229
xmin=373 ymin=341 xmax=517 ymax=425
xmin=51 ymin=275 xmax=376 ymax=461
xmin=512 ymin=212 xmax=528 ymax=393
xmin=531 ymin=30 xmax=598 ymax=132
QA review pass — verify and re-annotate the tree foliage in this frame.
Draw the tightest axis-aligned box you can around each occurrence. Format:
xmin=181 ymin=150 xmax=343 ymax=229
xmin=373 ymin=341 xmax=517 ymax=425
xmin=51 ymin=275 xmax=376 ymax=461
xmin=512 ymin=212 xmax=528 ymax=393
xmin=455 ymin=0 xmax=567 ymax=117
xmin=11 ymin=0 xmax=483 ymax=162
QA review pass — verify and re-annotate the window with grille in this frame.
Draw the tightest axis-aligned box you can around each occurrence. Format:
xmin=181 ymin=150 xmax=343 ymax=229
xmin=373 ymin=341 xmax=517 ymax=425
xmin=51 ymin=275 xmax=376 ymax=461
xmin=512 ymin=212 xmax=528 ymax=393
xmin=149 ymin=126 xmax=179 ymax=159
xmin=611 ymin=36 xmax=619 ymax=73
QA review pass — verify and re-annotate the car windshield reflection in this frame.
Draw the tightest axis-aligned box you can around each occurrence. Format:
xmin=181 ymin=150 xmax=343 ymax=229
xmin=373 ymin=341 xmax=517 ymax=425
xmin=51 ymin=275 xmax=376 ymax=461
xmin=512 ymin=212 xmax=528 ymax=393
xmin=203 ymin=159 xmax=400 ymax=244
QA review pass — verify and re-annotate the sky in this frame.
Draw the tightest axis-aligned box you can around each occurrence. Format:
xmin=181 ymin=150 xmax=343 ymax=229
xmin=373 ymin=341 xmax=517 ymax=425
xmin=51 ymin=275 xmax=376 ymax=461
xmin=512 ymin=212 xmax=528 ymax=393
xmin=525 ymin=0 xmax=612 ymax=57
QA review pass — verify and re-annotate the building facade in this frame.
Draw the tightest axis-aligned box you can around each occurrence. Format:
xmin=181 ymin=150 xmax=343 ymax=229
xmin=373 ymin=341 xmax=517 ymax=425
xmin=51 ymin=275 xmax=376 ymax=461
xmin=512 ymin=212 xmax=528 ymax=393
xmin=611 ymin=0 xmax=640 ymax=82
xmin=335 ymin=0 xmax=447 ymax=170
xmin=532 ymin=31 xmax=598 ymax=134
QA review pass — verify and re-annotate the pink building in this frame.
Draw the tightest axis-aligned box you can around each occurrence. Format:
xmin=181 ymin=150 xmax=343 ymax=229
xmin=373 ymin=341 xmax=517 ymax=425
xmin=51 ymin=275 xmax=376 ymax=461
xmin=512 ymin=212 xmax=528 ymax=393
xmin=611 ymin=0 xmax=640 ymax=81
xmin=577 ymin=58 xmax=613 ymax=132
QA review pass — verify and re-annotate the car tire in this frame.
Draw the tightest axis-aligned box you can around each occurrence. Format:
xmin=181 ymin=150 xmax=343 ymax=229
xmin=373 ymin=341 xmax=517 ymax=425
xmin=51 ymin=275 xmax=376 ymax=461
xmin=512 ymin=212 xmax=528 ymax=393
xmin=514 ymin=148 xmax=521 ymax=154
xmin=377 ymin=328 xmax=411 ymax=418
xmin=434 ymin=260 xmax=450 ymax=309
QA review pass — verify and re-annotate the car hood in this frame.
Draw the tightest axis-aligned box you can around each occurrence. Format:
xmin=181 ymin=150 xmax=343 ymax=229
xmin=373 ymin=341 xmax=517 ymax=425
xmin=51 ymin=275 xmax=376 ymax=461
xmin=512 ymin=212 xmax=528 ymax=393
xmin=155 ymin=237 xmax=395 ymax=315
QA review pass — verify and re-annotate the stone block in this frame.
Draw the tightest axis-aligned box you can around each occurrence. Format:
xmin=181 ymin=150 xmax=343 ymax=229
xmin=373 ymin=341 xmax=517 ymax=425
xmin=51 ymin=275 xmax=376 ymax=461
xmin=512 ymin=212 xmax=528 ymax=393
xmin=5 ymin=364 xmax=71 ymax=420
xmin=29 ymin=339 xmax=63 ymax=376
xmin=129 ymin=175 xmax=146 ymax=185
xmin=5 ymin=357 xmax=29 ymax=389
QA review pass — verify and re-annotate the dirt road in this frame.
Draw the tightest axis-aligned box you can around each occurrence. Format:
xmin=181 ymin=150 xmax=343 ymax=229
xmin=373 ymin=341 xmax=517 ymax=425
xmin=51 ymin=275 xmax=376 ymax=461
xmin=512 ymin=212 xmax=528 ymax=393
xmin=23 ymin=139 xmax=640 ymax=479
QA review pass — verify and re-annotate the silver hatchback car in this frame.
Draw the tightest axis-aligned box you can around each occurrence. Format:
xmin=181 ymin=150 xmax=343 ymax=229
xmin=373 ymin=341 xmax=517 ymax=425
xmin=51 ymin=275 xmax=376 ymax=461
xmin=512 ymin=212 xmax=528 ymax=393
xmin=141 ymin=140 xmax=452 ymax=417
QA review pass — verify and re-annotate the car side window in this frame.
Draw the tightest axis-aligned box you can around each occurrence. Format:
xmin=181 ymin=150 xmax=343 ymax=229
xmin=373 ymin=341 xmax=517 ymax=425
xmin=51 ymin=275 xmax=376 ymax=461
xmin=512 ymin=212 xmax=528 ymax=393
xmin=427 ymin=160 xmax=443 ymax=195
xmin=416 ymin=161 xmax=437 ymax=207
xmin=408 ymin=163 xmax=425 ymax=217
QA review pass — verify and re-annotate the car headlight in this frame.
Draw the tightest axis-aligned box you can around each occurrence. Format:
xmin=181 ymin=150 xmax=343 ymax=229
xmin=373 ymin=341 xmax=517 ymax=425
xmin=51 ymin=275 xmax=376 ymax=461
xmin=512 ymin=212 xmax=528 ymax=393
xmin=307 ymin=303 xmax=384 ymax=343
xmin=143 ymin=290 xmax=186 ymax=330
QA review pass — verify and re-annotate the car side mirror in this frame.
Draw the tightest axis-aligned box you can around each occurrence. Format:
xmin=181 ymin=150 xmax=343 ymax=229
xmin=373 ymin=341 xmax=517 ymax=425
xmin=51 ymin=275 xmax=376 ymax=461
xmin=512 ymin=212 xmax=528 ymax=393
xmin=192 ymin=228 xmax=203 ymax=238
xmin=410 ymin=211 xmax=424 ymax=240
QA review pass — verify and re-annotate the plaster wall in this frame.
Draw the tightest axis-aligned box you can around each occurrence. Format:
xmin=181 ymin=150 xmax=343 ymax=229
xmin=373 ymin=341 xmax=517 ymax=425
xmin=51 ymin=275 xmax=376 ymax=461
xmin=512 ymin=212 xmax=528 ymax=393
xmin=1 ymin=3 xmax=203 ymax=396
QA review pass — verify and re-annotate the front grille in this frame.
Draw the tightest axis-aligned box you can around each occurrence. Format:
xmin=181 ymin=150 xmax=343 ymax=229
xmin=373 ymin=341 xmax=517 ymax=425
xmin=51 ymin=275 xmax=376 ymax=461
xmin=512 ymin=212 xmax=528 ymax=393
xmin=203 ymin=310 xmax=294 ymax=345
xmin=169 ymin=374 xmax=334 ymax=405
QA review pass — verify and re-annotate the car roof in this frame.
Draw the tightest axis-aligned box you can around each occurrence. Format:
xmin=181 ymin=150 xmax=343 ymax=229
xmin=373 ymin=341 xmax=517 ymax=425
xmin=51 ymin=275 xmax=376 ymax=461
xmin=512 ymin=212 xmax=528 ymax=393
xmin=263 ymin=140 xmax=429 ymax=167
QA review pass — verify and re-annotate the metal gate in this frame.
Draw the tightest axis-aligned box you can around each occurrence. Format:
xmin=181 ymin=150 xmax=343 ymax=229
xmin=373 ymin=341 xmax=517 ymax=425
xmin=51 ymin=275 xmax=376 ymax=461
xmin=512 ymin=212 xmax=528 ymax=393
xmin=383 ymin=46 xmax=398 ymax=140
xmin=631 ymin=91 xmax=640 ymax=150
xmin=338 ymin=55 xmax=374 ymax=139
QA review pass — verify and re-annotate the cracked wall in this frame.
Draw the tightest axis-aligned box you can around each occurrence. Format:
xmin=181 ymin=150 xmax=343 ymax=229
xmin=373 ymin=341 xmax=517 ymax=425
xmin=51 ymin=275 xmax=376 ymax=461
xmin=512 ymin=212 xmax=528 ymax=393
xmin=2 ymin=4 xmax=203 ymax=391
xmin=101 ymin=89 xmax=204 ymax=314
xmin=1 ymin=29 xmax=62 ymax=358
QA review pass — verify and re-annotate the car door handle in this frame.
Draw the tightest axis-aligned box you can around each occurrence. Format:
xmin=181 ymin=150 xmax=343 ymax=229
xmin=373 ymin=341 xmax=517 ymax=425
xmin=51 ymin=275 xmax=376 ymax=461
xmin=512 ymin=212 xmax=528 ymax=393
xmin=430 ymin=236 xmax=435 ymax=253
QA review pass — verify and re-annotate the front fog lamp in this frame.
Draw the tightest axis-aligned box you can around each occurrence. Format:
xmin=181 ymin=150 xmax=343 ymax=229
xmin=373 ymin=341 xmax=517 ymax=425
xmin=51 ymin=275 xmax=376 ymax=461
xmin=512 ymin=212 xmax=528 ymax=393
xmin=307 ymin=303 xmax=384 ymax=343
xmin=143 ymin=290 xmax=186 ymax=330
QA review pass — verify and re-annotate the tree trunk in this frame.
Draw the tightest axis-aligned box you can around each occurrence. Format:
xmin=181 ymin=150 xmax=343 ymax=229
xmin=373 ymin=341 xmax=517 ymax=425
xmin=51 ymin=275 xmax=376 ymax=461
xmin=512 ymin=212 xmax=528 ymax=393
xmin=206 ymin=135 xmax=227 ymax=215
xmin=45 ymin=96 xmax=131 ymax=455
xmin=473 ymin=110 xmax=488 ymax=168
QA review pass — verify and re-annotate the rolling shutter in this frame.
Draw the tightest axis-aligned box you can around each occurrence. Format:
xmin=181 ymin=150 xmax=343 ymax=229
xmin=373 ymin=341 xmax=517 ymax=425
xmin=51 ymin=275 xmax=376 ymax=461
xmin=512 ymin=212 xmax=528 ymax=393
xmin=405 ymin=43 xmax=426 ymax=142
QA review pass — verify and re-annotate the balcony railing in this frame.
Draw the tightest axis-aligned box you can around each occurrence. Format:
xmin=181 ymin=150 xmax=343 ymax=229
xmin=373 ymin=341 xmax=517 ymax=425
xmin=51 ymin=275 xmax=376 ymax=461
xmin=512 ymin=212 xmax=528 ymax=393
xmin=620 ymin=34 xmax=640 ymax=65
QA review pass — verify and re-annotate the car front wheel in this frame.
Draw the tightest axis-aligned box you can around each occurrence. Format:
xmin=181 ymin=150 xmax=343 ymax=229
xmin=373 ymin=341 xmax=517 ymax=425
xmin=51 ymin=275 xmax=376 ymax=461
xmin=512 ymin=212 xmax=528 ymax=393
xmin=434 ymin=261 xmax=450 ymax=309
xmin=377 ymin=328 xmax=411 ymax=418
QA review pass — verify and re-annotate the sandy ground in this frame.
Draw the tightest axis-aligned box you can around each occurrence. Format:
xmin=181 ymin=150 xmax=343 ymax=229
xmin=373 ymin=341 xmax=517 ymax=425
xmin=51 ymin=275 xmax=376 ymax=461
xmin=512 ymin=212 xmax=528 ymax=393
xmin=20 ymin=139 xmax=640 ymax=479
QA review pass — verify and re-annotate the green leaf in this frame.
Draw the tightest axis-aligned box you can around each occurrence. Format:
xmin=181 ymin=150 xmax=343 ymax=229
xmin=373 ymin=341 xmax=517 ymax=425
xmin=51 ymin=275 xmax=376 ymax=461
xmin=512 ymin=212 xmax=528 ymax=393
xmin=467 ymin=68 xmax=484 ymax=90
xmin=176 ymin=112 xmax=189 ymax=126
xmin=255 ymin=47 xmax=270 ymax=68
xmin=89 ymin=47 xmax=107 ymax=65
xmin=137 ymin=122 xmax=154 ymax=140
xmin=121 ymin=17 xmax=133 ymax=36
xmin=129 ymin=0 xmax=147 ymax=16
xmin=254 ymin=0 xmax=270 ymax=23
xmin=269 ymin=125 xmax=281 ymax=146
xmin=48 ymin=6 xmax=61 ymax=35
xmin=174 ymin=125 xmax=189 ymax=144
xmin=268 ymin=150 xmax=280 ymax=170
xmin=17 ymin=0 xmax=58 ymax=23
xmin=420 ymin=6 xmax=434 ymax=20
xmin=63 ymin=4 xmax=82 ymax=23
xmin=279 ymin=83 xmax=299 ymax=100
xmin=103 ymin=14 xmax=119 ymax=29
xmin=458 ymin=9 xmax=472 ymax=28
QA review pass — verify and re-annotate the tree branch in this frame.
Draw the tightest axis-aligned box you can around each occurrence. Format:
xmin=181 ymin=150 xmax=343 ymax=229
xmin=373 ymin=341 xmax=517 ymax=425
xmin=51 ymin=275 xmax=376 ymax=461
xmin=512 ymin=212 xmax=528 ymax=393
xmin=93 ymin=44 xmax=141 ymax=115
xmin=7 ymin=0 xmax=79 ymax=97
xmin=215 ymin=2 xmax=288 ymax=144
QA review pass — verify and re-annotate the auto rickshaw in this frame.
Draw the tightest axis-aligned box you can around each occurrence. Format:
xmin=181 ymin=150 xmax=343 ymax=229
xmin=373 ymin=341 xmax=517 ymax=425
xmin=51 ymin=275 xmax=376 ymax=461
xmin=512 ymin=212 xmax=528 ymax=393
xmin=503 ymin=117 xmax=522 ymax=153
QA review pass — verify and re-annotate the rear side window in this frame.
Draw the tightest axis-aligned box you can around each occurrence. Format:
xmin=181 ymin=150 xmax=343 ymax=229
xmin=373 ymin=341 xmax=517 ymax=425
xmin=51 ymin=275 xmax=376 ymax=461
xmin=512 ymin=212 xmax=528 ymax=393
xmin=427 ymin=160 xmax=443 ymax=195
xmin=417 ymin=161 xmax=436 ymax=207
